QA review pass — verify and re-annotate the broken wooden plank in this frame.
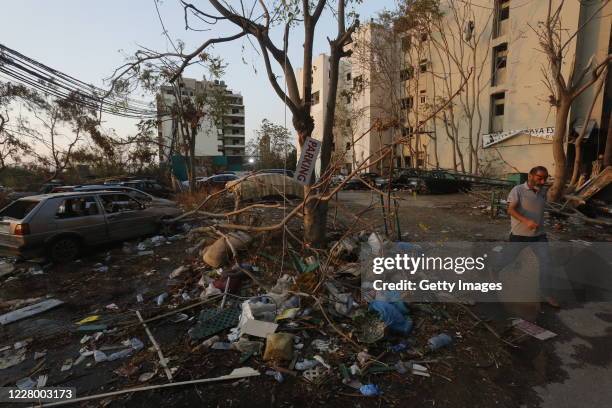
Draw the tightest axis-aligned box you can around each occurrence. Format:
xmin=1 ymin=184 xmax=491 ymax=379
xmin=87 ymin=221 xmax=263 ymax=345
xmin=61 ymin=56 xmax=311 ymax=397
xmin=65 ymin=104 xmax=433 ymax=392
xmin=512 ymin=318 xmax=557 ymax=340
xmin=0 ymin=299 xmax=64 ymax=325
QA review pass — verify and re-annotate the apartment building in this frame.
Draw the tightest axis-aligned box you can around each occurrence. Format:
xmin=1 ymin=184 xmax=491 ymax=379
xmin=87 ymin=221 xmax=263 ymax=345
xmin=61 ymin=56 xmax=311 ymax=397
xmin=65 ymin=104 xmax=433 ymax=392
xmin=297 ymin=1 xmax=610 ymax=178
xmin=157 ymin=78 xmax=245 ymax=173
xmin=400 ymin=0 xmax=611 ymax=177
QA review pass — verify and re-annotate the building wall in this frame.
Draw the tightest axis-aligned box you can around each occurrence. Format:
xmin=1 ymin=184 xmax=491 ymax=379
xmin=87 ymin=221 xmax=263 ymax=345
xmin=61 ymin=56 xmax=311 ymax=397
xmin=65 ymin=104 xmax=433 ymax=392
xmin=157 ymin=78 xmax=245 ymax=173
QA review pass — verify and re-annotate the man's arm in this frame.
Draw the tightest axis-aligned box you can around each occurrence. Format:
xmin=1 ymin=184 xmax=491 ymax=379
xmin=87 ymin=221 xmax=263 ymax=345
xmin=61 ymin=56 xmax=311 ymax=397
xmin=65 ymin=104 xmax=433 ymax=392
xmin=507 ymin=201 xmax=538 ymax=231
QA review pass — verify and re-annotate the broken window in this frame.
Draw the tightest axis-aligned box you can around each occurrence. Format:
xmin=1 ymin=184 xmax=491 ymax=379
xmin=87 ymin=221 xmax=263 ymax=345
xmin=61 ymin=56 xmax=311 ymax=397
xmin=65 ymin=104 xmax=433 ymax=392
xmin=494 ymin=0 xmax=510 ymax=37
xmin=56 ymin=197 xmax=99 ymax=218
xmin=311 ymin=91 xmax=320 ymax=105
xmin=492 ymin=43 xmax=508 ymax=86
xmin=0 ymin=199 xmax=39 ymax=220
xmin=346 ymin=72 xmax=351 ymax=81
xmin=400 ymin=67 xmax=414 ymax=81
xmin=419 ymin=60 xmax=428 ymax=73
xmin=100 ymin=194 xmax=141 ymax=213
xmin=400 ymin=97 xmax=414 ymax=110
xmin=490 ymin=92 xmax=505 ymax=133
xmin=352 ymin=75 xmax=364 ymax=92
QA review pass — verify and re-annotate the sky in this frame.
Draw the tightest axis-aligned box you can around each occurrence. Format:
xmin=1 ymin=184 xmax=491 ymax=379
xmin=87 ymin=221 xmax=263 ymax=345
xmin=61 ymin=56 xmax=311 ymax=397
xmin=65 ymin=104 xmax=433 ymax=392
xmin=0 ymin=0 xmax=395 ymax=148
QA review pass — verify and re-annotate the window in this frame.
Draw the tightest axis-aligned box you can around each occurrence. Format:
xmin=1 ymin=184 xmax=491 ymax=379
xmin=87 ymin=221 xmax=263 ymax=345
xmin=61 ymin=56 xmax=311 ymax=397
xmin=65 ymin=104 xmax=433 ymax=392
xmin=345 ymin=142 xmax=351 ymax=150
xmin=401 ymin=126 xmax=414 ymax=137
xmin=234 ymin=139 xmax=241 ymax=145
xmin=101 ymin=194 xmax=142 ymax=213
xmin=494 ymin=0 xmax=510 ymax=37
xmin=232 ymin=108 xmax=240 ymax=114
xmin=492 ymin=43 xmax=508 ymax=86
xmin=419 ymin=60 xmax=428 ymax=73
xmin=353 ymin=75 xmax=364 ymax=92
xmin=420 ymin=96 xmax=427 ymax=104
xmin=420 ymin=33 xmax=428 ymax=42
xmin=400 ymin=67 xmax=414 ymax=81
xmin=56 ymin=197 xmax=99 ymax=218
xmin=0 ymin=199 xmax=39 ymax=220
xmin=345 ymin=119 xmax=351 ymax=127
xmin=345 ymin=95 xmax=351 ymax=104
xmin=400 ymin=97 xmax=414 ymax=110
xmin=311 ymin=91 xmax=320 ymax=105
xmin=490 ymin=92 xmax=505 ymax=133
xmin=232 ymin=129 xmax=240 ymax=135
xmin=346 ymin=72 xmax=351 ymax=81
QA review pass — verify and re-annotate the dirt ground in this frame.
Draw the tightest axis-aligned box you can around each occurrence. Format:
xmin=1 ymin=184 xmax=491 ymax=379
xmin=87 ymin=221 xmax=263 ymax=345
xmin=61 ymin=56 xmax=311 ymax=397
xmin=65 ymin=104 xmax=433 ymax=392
xmin=0 ymin=190 xmax=610 ymax=407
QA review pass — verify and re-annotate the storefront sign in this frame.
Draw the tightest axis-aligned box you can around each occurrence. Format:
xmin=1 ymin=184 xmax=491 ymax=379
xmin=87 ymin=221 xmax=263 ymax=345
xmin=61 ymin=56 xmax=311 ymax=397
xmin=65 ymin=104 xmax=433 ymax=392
xmin=483 ymin=127 xmax=554 ymax=148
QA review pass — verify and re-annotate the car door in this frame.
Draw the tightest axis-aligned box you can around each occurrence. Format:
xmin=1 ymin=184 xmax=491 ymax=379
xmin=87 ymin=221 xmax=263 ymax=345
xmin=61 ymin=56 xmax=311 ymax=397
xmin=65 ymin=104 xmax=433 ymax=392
xmin=51 ymin=196 xmax=109 ymax=245
xmin=99 ymin=193 xmax=155 ymax=241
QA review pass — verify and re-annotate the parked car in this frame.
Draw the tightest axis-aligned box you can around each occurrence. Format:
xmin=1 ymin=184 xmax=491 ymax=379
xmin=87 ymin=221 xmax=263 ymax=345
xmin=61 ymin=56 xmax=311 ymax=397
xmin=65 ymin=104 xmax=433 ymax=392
xmin=331 ymin=174 xmax=346 ymax=185
xmin=343 ymin=172 xmax=379 ymax=190
xmin=375 ymin=170 xmax=424 ymax=191
xmin=51 ymin=185 xmax=177 ymax=207
xmin=423 ymin=171 xmax=472 ymax=193
xmin=0 ymin=191 xmax=181 ymax=262
xmin=116 ymin=180 xmax=172 ymax=198
xmin=6 ymin=180 xmax=65 ymax=202
xmin=259 ymin=169 xmax=295 ymax=178
xmin=198 ymin=174 xmax=239 ymax=193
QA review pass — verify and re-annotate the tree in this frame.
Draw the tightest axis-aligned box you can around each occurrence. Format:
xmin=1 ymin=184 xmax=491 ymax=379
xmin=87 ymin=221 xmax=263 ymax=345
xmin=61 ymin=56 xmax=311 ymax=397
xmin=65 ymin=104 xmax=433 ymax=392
xmin=0 ymin=83 xmax=41 ymax=173
xmin=533 ymin=0 xmax=611 ymax=201
xmin=110 ymin=0 xmax=359 ymax=246
xmin=18 ymin=91 xmax=103 ymax=180
xmin=247 ymin=119 xmax=296 ymax=170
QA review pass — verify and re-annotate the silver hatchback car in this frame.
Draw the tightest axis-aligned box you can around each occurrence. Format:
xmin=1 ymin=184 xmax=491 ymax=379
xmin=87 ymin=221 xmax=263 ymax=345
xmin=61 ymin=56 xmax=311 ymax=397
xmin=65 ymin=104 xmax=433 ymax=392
xmin=0 ymin=191 xmax=182 ymax=262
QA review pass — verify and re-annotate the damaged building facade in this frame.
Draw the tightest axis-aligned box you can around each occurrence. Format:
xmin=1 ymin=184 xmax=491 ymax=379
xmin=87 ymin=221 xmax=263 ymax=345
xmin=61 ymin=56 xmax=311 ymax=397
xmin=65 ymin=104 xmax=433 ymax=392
xmin=298 ymin=0 xmax=611 ymax=177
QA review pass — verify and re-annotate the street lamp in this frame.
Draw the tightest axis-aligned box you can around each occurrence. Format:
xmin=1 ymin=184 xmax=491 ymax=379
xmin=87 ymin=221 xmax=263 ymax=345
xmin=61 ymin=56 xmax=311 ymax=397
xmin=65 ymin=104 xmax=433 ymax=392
xmin=248 ymin=157 xmax=255 ymax=164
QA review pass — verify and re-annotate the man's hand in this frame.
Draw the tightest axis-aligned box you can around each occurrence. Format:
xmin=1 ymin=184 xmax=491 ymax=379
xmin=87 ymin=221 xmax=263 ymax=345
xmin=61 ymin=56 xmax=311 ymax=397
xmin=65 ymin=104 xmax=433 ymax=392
xmin=525 ymin=219 xmax=539 ymax=231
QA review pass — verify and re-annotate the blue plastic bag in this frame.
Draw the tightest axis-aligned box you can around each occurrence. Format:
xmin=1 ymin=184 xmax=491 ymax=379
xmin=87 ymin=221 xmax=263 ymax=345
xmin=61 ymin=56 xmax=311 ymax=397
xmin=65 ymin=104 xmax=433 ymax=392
xmin=359 ymin=384 xmax=381 ymax=396
xmin=368 ymin=300 xmax=413 ymax=334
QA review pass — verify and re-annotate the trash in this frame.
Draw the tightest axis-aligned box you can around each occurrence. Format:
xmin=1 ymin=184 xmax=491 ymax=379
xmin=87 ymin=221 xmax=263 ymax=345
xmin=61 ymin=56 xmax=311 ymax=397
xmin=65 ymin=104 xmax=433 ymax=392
xmin=93 ymin=264 xmax=109 ymax=273
xmin=170 ymin=313 xmax=189 ymax=323
xmin=265 ymin=370 xmax=285 ymax=383
xmin=411 ymin=363 xmax=430 ymax=377
xmin=189 ymin=308 xmax=241 ymax=340
xmin=350 ymin=363 xmax=361 ymax=376
xmin=74 ymin=351 xmax=92 ymax=366
xmin=61 ymin=358 xmax=73 ymax=371
xmin=428 ymin=333 xmax=453 ymax=350
xmin=156 ymin=293 xmax=168 ymax=306
xmin=76 ymin=315 xmax=100 ymax=325
xmin=196 ymin=335 xmax=220 ymax=351
xmin=136 ymin=294 xmax=144 ymax=303
xmin=0 ymin=347 xmax=26 ymax=369
xmin=368 ymin=233 xmax=384 ymax=256
xmin=80 ymin=335 xmax=91 ymax=344
xmin=169 ymin=265 xmax=188 ymax=279
xmin=181 ymin=292 xmax=191 ymax=302
xmin=263 ymin=333 xmax=294 ymax=362
xmin=240 ymin=318 xmax=278 ymax=338
xmin=16 ymin=377 xmax=37 ymax=390
xmin=232 ymin=339 xmax=264 ymax=355
xmin=138 ymin=250 xmax=154 ymax=256
xmin=202 ymin=232 xmax=252 ymax=268
xmin=77 ymin=324 xmax=108 ymax=332
xmin=295 ymin=359 xmax=319 ymax=371
xmin=276 ymin=308 xmax=300 ymax=321
xmin=34 ymin=351 xmax=46 ymax=360
xmin=0 ymin=299 xmax=64 ymax=325
xmin=325 ymin=282 xmax=355 ymax=317
xmin=94 ymin=350 xmax=108 ymax=363
xmin=331 ymin=237 xmax=359 ymax=260
xmin=211 ymin=342 xmax=232 ymax=350
xmin=303 ymin=365 xmax=328 ymax=384
xmin=512 ymin=319 xmax=557 ymax=340
xmin=313 ymin=355 xmax=330 ymax=369
xmin=36 ymin=374 xmax=48 ymax=387
xmin=357 ymin=351 xmax=372 ymax=365
xmin=138 ymin=372 xmax=157 ymax=382
xmin=106 ymin=303 xmax=119 ymax=311
xmin=390 ymin=341 xmax=409 ymax=353
xmin=368 ymin=301 xmax=413 ymax=334
xmin=353 ymin=310 xmax=386 ymax=344
xmin=359 ymin=384 xmax=381 ymax=396
xmin=311 ymin=339 xmax=336 ymax=353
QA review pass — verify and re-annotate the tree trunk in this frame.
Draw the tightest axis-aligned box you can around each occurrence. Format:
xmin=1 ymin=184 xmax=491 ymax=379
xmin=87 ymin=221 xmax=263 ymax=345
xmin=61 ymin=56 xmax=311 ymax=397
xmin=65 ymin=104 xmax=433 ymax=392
xmin=548 ymin=99 xmax=572 ymax=202
xmin=603 ymin=116 xmax=612 ymax=167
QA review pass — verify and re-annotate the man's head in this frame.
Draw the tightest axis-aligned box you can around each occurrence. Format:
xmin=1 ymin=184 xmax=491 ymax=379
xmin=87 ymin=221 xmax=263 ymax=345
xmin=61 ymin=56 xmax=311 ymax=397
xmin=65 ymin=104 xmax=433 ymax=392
xmin=528 ymin=166 xmax=548 ymax=190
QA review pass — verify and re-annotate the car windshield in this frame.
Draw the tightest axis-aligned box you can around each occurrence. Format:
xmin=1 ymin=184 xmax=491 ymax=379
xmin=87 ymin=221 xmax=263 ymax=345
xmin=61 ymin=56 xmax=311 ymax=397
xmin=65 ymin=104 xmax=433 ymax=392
xmin=0 ymin=199 xmax=40 ymax=220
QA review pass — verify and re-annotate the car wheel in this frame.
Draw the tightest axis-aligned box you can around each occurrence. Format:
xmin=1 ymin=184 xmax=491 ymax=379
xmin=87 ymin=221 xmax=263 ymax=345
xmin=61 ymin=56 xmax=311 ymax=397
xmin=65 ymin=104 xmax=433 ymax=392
xmin=49 ymin=237 xmax=81 ymax=263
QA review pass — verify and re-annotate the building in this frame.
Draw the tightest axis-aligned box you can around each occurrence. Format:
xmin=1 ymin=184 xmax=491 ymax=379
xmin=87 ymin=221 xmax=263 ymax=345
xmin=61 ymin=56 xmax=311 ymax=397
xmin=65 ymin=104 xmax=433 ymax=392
xmin=401 ymin=0 xmax=611 ymax=177
xmin=157 ymin=78 xmax=245 ymax=174
xmin=297 ymin=0 xmax=611 ymax=178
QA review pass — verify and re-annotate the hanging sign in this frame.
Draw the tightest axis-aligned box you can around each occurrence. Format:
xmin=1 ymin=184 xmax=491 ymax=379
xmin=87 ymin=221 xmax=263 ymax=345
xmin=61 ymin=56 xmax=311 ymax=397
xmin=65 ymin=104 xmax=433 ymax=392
xmin=294 ymin=137 xmax=321 ymax=185
xmin=483 ymin=127 xmax=555 ymax=148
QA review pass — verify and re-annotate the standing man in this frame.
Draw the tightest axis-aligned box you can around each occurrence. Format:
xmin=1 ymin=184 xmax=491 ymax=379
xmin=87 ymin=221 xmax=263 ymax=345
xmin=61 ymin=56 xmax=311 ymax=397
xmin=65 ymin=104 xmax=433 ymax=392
xmin=506 ymin=166 xmax=559 ymax=307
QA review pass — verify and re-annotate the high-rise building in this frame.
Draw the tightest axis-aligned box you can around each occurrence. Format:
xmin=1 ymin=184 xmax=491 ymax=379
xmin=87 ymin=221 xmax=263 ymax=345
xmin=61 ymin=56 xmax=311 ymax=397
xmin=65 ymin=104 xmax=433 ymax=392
xmin=157 ymin=78 xmax=245 ymax=173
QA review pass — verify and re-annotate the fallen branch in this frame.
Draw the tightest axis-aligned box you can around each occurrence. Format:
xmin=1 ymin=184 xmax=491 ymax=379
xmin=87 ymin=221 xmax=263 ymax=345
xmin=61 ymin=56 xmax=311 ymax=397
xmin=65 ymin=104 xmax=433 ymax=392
xmin=135 ymin=310 xmax=174 ymax=382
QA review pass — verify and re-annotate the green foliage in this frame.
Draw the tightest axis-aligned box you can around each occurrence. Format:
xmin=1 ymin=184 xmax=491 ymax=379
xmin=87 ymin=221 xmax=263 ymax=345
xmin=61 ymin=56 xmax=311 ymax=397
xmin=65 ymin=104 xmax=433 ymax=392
xmin=247 ymin=119 xmax=296 ymax=170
